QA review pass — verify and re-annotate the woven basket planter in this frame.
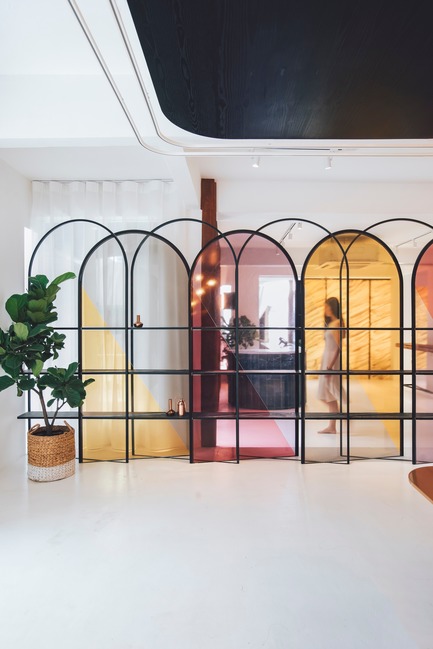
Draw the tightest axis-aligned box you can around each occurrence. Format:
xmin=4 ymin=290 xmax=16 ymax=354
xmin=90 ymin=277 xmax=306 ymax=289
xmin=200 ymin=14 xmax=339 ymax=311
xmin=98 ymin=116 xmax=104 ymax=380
xmin=27 ymin=421 xmax=75 ymax=482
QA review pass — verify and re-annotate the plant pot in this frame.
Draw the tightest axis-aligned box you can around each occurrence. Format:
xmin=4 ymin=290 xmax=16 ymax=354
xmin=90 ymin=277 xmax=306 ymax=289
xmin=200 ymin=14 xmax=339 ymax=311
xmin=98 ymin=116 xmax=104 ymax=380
xmin=27 ymin=421 xmax=75 ymax=482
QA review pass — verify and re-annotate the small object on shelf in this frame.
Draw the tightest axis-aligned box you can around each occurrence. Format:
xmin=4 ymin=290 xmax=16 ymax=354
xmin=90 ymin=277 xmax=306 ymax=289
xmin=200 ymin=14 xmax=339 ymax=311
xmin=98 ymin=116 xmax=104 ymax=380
xmin=166 ymin=399 xmax=176 ymax=416
xmin=177 ymin=399 xmax=186 ymax=416
xmin=133 ymin=315 xmax=143 ymax=328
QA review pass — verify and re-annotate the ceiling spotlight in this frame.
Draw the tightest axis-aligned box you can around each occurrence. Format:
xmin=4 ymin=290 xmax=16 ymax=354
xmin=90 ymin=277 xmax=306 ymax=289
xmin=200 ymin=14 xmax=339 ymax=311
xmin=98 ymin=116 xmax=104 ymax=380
xmin=288 ymin=232 xmax=293 ymax=240
xmin=325 ymin=156 xmax=332 ymax=170
xmin=297 ymin=222 xmax=303 ymax=230
xmin=252 ymin=156 xmax=260 ymax=168
xmin=413 ymin=239 xmax=418 ymax=248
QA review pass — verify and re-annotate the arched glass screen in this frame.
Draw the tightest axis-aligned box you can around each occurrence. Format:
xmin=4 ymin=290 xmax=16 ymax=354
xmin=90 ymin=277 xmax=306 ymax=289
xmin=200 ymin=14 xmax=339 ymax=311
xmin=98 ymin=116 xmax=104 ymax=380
xmin=81 ymin=235 xmax=128 ymax=461
xmin=414 ymin=243 xmax=433 ymax=462
xmin=81 ymin=232 xmax=189 ymax=461
xmin=130 ymin=234 xmax=189 ymax=459
xmin=303 ymin=232 xmax=401 ymax=462
xmin=191 ymin=232 xmax=297 ymax=462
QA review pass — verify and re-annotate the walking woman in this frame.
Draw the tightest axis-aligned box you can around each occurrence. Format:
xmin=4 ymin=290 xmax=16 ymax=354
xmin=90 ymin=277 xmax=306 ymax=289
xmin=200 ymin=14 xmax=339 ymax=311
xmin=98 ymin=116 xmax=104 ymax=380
xmin=317 ymin=297 xmax=345 ymax=433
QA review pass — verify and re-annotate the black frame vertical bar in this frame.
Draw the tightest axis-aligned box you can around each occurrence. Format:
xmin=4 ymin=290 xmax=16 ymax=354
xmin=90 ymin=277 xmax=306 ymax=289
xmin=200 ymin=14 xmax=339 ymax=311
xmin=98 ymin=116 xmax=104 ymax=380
xmin=188 ymin=266 xmax=194 ymax=463
xmin=411 ymin=253 xmax=419 ymax=464
xmin=299 ymin=280 xmax=306 ymax=463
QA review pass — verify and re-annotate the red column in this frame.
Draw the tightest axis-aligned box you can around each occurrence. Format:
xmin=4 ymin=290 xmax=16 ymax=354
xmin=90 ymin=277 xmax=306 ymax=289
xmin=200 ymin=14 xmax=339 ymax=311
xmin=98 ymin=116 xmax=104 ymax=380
xmin=200 ymin=179 xmax=220 ymax=447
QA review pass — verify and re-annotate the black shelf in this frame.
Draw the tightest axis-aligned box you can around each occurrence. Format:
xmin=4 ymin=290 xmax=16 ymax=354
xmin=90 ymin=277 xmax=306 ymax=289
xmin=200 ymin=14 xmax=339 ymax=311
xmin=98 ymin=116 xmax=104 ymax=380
xmin=81 ymin=369 xmax=189 ymax=375
xmin=21 ymin=410 xmax=422 ymax=422
xmin=18 ymin=411 xmax=79 ymax=420
xmin=304 ymin=370 xmax=411 ymax=375
xmin=19 ymin=411 xmax=190 ymax=420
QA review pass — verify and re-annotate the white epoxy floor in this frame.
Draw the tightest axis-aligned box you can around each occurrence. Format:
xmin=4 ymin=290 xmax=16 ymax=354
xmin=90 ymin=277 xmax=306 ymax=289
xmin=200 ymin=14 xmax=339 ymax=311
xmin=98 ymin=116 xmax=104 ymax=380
xmin=1 ymin=457 xmax=432 ymax=649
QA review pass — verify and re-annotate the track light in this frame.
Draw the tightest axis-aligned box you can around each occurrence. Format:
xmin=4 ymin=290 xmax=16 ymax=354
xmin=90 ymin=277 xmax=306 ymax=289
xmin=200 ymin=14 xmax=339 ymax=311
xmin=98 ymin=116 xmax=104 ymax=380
xmin=325 ymin=156 xmax=332 ymax=170
xmin=252 ymin=156 xmax=260 ymax=168
xmin=297 ymin=222 xmax=303 ymax=230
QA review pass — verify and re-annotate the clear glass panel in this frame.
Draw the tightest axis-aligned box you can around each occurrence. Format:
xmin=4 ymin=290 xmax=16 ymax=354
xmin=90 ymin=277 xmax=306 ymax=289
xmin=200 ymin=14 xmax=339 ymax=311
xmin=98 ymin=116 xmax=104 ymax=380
xmin=130 ymin=374 xmax=189 ymax=414
xmin=132 ymin=330 xmax=189 ymax=370
xmin=132 ymin=236 xmax=188 ymax=328
xmin=347 ymin=420 xmax=401 ymax=459
xmin=82 ymin=330 xmax=126 ymax=371
xmin=30 ymin=220 xmax=109 ymax=329
xmin=303 ymin=417 xmax=347 ymax=463
xmin=82 ymin=238 xmax=126 ymax=328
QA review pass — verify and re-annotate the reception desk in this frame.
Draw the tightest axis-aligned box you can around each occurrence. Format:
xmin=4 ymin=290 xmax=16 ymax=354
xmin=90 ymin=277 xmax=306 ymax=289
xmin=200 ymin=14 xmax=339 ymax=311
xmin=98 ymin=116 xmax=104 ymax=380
xmin=227 ymin=349 xmax=296 ymax=410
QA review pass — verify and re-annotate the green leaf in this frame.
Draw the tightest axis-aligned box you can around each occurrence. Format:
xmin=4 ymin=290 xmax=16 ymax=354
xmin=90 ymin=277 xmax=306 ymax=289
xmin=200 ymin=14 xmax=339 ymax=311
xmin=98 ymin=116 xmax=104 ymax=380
xmin=4 ymin=355 xmax=22 ymax=370
xmin=18 ymin=377 xmax=36 ymax=391
xmin=47 ymin=367 xmax=64 ymax=378
xmin=65 ymin=387 xmax=83 ymax=408
xmin=29 ymin=275 xmax=49 ymax=290
xmin=31 ymin=359 xmax=44 ymax=377
xmin=28 ymin=324 xmax=51 ymax=338
xmin=51 ymin=272 xmax=76 ymax=286
xmin=65 ymin=362 xmax=78 ymax=380
xmin=13 ymin=323 xmax=29 ymax=341
xmin=5 ymin=294 xmax=27 ymax=322
xmin=27 ymin=298 xmax=48 ymax=313
xmin=0 ymin=375 xmax=15 ymax=392
xmin=83 ymin=378 xmax=95 ymax=388
xmin=45 ymin=285 xmax=60 ymax=304
xmin=26 ymin=343 xmax=45 ymax=352
xmin=27 ymin=310 xmax=56 ymax=324
xmin=47 ymin=398 xmax=56 ymax=408
xmin=0 ymin=346 xmax=5 ymax=356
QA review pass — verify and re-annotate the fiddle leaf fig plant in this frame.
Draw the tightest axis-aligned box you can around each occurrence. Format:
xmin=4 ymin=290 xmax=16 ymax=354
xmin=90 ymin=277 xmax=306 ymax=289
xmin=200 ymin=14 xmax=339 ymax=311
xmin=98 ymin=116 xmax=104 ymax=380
xmin=0 ymin=273 xmax=94 ymax=434
xmin=222 ymin=315 xmax=258 ymax=350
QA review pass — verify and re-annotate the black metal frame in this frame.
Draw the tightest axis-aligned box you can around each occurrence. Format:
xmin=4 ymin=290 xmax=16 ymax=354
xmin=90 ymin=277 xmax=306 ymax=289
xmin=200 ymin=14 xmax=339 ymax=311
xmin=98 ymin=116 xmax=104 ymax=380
xmin=20 ymin=216 xmax=433 ymax=465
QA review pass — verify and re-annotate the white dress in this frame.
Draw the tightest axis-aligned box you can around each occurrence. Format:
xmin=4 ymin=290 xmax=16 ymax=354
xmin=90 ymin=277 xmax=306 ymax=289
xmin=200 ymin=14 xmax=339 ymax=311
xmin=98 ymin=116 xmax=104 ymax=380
xmin=317 ymin=326 xmax=343 ymax=403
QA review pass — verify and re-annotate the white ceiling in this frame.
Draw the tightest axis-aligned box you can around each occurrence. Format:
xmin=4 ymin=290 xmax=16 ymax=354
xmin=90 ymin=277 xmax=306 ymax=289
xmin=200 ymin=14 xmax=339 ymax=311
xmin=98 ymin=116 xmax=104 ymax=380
xmin=1 ymin=0 xmax=433 ymax=227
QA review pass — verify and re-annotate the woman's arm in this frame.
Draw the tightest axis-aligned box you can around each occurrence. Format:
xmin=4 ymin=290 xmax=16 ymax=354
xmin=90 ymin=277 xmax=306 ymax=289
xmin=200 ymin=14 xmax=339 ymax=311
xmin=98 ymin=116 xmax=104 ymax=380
xmin=327 ymin=321 xmax=342 ymax=370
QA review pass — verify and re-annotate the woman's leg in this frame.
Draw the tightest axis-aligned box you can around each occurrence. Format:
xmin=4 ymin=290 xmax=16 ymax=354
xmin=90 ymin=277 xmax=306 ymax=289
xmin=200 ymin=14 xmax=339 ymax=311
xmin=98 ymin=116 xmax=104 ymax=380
xmin=318 ymin=400 xmax=338 ymax=433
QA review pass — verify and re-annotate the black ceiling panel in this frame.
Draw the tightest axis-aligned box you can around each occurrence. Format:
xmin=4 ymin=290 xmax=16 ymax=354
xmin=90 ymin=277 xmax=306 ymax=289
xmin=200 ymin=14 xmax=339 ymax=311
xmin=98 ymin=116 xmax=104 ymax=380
xmin=127 ymin=0 xmax=433 ymax=139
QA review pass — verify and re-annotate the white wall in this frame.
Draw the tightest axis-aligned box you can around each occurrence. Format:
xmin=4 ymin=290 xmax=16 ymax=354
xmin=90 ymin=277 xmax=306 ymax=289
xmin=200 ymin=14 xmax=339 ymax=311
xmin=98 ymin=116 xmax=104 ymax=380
xmin=0 ymin=159 xmax=30 ymax=468
xmin=217 ymin=179 xmax=433 ymax=231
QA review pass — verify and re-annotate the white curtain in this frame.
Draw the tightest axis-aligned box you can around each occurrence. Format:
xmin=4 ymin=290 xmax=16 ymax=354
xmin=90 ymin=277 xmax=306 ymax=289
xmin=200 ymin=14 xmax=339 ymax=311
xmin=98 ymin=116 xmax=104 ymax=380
xmin=29 ymin=181 xmax=192 ymax=457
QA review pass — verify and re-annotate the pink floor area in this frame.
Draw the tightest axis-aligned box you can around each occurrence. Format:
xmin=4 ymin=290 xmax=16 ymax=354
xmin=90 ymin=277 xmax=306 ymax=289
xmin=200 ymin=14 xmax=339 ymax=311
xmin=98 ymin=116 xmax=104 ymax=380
xmin=193 ymin=378 xmax=297 ymax=461
xmin=194 ymin=417 xmax=296 ymax=461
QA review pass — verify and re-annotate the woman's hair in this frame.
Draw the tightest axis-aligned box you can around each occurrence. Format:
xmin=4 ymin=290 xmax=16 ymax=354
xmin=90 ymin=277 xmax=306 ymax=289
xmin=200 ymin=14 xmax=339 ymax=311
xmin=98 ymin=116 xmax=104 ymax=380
xmin=325 ymin=297 xmax=345 ymax=332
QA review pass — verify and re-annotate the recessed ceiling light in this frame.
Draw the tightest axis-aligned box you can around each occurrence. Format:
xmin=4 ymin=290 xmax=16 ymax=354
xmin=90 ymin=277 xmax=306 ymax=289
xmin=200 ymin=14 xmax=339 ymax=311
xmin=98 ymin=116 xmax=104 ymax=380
xmin=252 ymin=156 xmax=260 ymax=168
